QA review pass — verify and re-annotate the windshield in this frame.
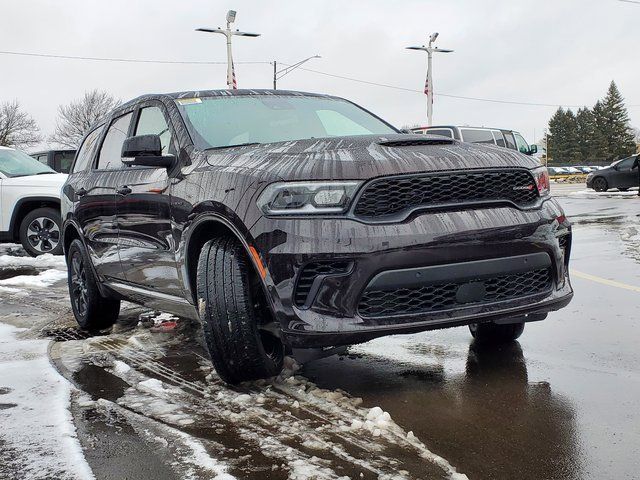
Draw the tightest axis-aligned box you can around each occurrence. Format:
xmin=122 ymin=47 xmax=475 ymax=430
xmin=176 ymin=95 xmax=397 ymax=149
xmin=0 ymin=148 xmax=56 ymax=177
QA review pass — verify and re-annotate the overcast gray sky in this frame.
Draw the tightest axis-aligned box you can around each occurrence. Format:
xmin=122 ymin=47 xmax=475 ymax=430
xmin=1 ymin=0 xmax=638 ymax=149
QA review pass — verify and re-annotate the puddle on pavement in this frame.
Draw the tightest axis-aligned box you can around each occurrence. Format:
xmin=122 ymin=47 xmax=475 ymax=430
xmin=74 ymin=365 xmax=130 ymax=402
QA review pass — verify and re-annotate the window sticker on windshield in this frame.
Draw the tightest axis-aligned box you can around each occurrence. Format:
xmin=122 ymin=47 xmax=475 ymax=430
xmin=177 ymin=98 xmax=202 ymax=105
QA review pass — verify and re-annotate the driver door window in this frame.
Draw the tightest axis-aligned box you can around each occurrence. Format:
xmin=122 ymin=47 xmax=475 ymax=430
xmin=97 ymin=112 xmax=134 ymax=170
xmin=513 ymin=133 xmax=530 ymax=154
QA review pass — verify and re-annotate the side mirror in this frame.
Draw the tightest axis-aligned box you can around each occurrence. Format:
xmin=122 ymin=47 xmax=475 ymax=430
xmin=121 ymin=135 xmax=175 ymax=168
xmin=529 ymin=144 xmax=538 ymax=154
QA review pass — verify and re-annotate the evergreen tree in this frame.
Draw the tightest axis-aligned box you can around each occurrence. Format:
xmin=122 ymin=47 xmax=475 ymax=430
xmin=548 ymin=107 xmax=579 ymax=163
xmin=547 ymin=107 xmax=565 ymax=162
xmin=575 ymin=107 xmax=606 ymax=162
xmin=593 ymin=81 xmax=636 ymax=160
xmin=564 ymin=110 xmax=580 ymax=163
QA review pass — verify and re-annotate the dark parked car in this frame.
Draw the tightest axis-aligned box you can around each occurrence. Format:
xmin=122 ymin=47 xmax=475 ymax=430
xmin=61 ymin=90 xmax=573 ymax=384
xmin=411 ymin=125 xmax=538 ymax=155
xmin=586 ymin=155 xmax=639 ymax=192
xmin=32 ymin=149 xmax=77 ymax=174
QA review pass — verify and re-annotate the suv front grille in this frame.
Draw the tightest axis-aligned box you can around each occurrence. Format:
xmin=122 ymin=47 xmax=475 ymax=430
xmin=294 ymin=261 xmax=352 ymax=307
xmin=353 ymin=169 xmax=539 ymax=219
xmin=358 ymin=268 xmax=552 ymax=318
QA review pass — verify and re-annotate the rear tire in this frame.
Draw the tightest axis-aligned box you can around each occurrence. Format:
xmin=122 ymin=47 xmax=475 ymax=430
xmin=469 ymin=321 xmax=524 ymax=344
xmin=592 ymin=177 xmax=608 ymax=192
xmin=197 ymin=237 xmax=284 ymax=384
xmin=19 ymin=207 xmax=63 ymax=257
xmin=67 ymin=239 xmax=120 ymax=331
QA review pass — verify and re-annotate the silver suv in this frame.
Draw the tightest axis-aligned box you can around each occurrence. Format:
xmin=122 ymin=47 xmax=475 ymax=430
xmin=411 ymin=125 xmax=538 ymax=156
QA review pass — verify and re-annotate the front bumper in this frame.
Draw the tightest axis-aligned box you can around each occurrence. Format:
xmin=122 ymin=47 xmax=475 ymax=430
xmin=251 ymin=198 xmax=573 ymax=348
xmin=586 ymin=175 xmax=594 ymax=188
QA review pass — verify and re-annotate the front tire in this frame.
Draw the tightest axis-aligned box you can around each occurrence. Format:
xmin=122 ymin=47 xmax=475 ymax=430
xmin=67 ymin=239 xmax=120 ymax=331
xmin=469 ymin=321 xmax=525 ymax=344
xmin=592 ymin=177 xmax=608 ymax=192
xmin=197 ymin=237 xmax=284 ymax=384
xmin=19 ymin=207 xmax=63 ymax=256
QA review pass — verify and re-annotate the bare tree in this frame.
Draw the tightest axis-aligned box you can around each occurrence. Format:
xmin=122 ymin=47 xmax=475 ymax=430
xmin=49 ymin=90 xmax=121 ymax=148
xmin=0 ymin=101 xmax=41 ymax=148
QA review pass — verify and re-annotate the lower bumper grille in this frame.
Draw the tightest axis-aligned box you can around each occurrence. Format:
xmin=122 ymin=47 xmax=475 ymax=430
xmin=358 ymin=267 xmax=553 ymax=318
xmin=294 ymin=261 xmax=352 ymax=307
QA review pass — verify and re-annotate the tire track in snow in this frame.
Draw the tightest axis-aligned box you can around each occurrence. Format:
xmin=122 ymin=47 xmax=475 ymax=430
xmin=48 ymin=322 xmax=467 ymax=480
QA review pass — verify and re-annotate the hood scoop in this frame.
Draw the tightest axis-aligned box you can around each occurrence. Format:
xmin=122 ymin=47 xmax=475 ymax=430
xmin=377 ymin=137 xmax=454 ymax=148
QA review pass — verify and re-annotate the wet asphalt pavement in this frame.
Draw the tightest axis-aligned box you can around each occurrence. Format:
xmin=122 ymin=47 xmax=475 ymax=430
xmin=1 ymin=183 xmax=639 ymax=480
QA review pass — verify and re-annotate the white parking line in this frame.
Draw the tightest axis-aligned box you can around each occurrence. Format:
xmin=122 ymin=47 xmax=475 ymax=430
xmin=571 ymin=269 xmax=640 ymax=293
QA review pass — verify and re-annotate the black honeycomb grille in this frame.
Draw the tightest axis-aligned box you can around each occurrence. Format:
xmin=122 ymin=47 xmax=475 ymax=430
xmin=294 ymin=261 xmax=352 ymax=307
xmin=358 ymin=268 xmax=552 ymax=318
xmin=558 ymin=234 xmax=569 ymax=252
xmin=354 ymin=169 xmax=539 ymax=218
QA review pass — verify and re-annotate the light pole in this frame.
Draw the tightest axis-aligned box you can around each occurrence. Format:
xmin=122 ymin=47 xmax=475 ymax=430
xmin=407 ymin=33 xmax=453 ymax=126
xmin=273 ymin=55 xmax=321 ymax=89
xmin=196 ymin=10 xmax=260 ymax=89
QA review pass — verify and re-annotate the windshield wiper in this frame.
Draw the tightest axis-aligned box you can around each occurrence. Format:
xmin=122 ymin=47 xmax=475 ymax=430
xmin=36 ymin=171 xmax=57 ymax=175
xmin=206 ymin=142 xmax=261 ymax=151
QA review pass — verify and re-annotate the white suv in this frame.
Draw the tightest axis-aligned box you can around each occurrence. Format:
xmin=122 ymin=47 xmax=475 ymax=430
xmin=0 ymin=146 xmax=68 ymax=256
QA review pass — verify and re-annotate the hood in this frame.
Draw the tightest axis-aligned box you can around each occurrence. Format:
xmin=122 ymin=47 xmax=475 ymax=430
xmin=2 ymin=173 xmax=68 ymax=188
xmin=205 ymin=134 xmax=540 ymax=181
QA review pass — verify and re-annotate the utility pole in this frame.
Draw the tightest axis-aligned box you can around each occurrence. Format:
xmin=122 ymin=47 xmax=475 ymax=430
xmin=407 ymin=33 xmax=453 ymax=126
xmin=273 ymin=56 xmax=321 ymax=89
xmin=196 ymin=10 xmax=260 ymax=89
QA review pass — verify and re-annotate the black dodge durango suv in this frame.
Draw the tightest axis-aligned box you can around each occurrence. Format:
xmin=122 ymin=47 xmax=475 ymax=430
xmin=61 ymin=90 xmax=573 ymax=384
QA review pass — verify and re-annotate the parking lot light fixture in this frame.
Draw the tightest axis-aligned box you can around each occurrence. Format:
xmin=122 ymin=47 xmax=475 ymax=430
xmin=196 ymin=10 xmax=261 ymax=89
xmin=273 ymin=55 xmax=321 ymax=89
xmin=406 ymin=33 xmax=454 ymax=126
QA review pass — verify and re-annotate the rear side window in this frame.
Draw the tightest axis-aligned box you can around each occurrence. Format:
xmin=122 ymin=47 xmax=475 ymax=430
xmin=425 ymin=128 xmax=453 ymax=138
xmin=502 ymin=131 xmax=517 ymax=150
xmin=460 ymin=129 xmax=496 ymax=145
xmin=54 ymin=152 xmax=75 ymax=173
xmin=134 ymin=107 xmax=174 ymax=155
xmin=97 ymin=112 xmax=133 ymax=170
xmin=72 ymin=126 xmax=104 ymax=173
xmin=491 ymin=130 xmax=506 ymax=147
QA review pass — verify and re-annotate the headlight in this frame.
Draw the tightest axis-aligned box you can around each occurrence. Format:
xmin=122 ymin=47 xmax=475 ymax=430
xmin=257 ymin=181 xmax=361 ymax=215
xmin=532 ymin=166 xmax=550 ymax=197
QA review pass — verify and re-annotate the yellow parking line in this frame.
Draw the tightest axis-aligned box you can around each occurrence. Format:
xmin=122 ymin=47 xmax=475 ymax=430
xmin=571 ymin=269 xmax=640 ymax=293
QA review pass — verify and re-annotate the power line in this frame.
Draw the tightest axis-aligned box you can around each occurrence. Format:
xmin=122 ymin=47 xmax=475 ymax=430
xmin=293 ymin=66 xmax=640 ymax=108
xmin=0 ymin=50 xmax=269 ymax=65
xmin=2 ymin=50 xmax=638 ymax=108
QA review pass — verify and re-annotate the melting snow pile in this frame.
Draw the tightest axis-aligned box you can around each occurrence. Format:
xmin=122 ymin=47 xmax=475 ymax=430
xmin=0 ymin=247 xmax=67 ymax=294
xmin=0 ymin=322 xmax=93 ymax=479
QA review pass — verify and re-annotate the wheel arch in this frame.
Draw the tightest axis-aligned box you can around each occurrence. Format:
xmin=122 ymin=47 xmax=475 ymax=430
xmin=183 ymin=213 xmax=269 ymax=306
xmin=10 ymin=197 xmax=60 ymax=241
xmin=62 ymin=220 xmax=83 ymax=257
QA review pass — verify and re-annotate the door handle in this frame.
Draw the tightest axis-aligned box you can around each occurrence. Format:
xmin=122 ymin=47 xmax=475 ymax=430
xmin=76 ymin=187 xmax=87 ymax=197
xmin=117 ymin=186 xmax=132 ymax=196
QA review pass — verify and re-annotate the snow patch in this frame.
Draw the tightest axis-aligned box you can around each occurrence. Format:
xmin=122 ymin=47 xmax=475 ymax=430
xmin=0 ymin=252 xmax=66 ymax=269
xmin=0 ymin=321 xmax=94 ymax=479
xmin=0 ymin=268 xmax=67 ymax=288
